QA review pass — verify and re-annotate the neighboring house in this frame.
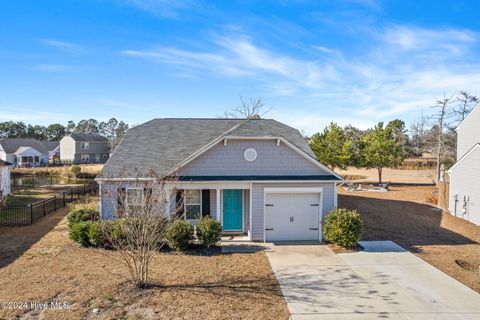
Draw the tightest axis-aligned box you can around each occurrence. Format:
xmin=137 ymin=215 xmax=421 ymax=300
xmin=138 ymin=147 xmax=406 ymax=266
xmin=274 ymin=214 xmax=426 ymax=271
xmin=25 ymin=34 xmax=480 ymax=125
xmin=60 ymin=133 xmax=110 ymax=164
xmin=0 ymin=161 xmax=11 ymax=198
xmin=43 ymin=141 xmax=60 ymax=163
xmin=448 ymin=102 xmax=480 ymax=226
xmin=0 ymin=138 xmax=49 ymax=167
xmin=97 ymin=118 xmax=342 ymax=242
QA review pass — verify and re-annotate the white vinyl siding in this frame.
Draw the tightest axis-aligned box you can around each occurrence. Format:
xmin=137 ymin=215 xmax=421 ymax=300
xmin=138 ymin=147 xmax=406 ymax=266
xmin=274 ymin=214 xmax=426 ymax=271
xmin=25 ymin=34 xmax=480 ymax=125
xmin=449 ymin=146 xmax=480 ymax=226
xmin=457 ymin=104 xmax=480 ymax=159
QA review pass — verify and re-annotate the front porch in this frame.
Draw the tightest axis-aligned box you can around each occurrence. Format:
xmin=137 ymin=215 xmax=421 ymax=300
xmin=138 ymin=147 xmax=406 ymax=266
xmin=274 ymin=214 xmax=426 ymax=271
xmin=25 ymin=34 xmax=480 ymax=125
xmin=176 ymin=183 xmax=252 ymax=239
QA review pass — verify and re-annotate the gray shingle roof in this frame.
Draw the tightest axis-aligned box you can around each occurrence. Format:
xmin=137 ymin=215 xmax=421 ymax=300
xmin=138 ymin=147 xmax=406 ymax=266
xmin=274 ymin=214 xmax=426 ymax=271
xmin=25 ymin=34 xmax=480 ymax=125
xmin=0 ymin=138 xmax=48 ymax=154
xmin=100 ymin=118 xmax=315 ymax=178
xmin=69 ymin=133 xmax=108 ymax=142
xmin=42 ymin=141 xmax=59 ymax=151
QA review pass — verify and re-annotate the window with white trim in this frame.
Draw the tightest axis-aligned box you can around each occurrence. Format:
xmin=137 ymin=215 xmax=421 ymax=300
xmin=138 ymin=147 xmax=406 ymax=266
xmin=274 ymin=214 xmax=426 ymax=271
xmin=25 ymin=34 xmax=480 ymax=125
xmin=81 ymin=142 xmax=89 ymax=150
xmin=184 ymin=189 xmax=201 ymax=221
xmin=126 ymin=188 xmax=144 ymax=213
xmin=81 ymin=154 xmax=89 ymax=162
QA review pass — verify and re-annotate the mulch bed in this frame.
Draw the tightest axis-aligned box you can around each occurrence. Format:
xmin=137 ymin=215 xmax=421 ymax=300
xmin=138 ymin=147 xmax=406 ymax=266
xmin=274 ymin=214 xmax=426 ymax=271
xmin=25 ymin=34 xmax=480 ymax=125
xmin=328 ymin=244 xmax=363 ymax=254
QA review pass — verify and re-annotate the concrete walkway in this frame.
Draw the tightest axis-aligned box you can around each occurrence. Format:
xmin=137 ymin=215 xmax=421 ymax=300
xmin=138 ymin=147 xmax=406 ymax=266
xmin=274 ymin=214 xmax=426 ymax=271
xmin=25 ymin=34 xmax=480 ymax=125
xmin=266 ymin=241 xmax=480 ymax=320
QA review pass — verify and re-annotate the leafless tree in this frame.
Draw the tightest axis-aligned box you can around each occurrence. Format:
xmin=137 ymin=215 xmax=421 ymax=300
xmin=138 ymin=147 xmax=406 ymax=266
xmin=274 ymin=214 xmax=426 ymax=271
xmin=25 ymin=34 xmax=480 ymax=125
xmin=103 ymin=172 xmax=182 ymax=288
xmin=409 ymin=113 xmax=429 ymax=157
xmin=454 ymin=90 xmax=478 ymax=123
xmin=430 ymin=93 xmax=455 ymax=182
xmin=225 ymin=96 xmax=272 ymax=119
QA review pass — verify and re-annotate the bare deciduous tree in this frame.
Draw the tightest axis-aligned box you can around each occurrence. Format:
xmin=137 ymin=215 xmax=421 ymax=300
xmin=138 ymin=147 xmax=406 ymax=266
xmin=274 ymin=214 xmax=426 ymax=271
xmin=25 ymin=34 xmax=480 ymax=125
xmin=454 ymin=90 xmax=478 ymax=122
xmin=430 ymin=93 xmax=455 ymax=182
xmin=225 ymin=96 xmax=272 ymax=119
xmin=409 ymin=113 xmax=429 ymax=157
xmin=103 ymin=172 xmax=181 ymax=288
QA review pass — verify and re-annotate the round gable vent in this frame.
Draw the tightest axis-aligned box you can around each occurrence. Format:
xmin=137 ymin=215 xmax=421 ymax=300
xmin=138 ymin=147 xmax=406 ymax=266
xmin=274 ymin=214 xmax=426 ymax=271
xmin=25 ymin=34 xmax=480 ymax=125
xmin=244 ymin=148 xmax=257 ymax=162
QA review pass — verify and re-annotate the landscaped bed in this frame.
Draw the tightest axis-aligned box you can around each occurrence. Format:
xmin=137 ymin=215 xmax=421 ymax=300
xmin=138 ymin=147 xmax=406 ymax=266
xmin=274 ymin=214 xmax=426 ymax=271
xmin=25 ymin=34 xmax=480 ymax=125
xmin=0 ymin=208 xmax=288 ymax=320
xmin=339 ymin=185 xmax=480 ymax=293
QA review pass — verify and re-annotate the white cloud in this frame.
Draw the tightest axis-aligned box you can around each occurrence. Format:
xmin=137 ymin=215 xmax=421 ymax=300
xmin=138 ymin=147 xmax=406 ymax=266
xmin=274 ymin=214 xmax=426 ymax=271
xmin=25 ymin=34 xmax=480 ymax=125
xmin=382 ymin=26 xmax=476 ymax=52
xmin=122 ymin=34 xmax=341 ymax=88
xmin=120 ymin=0 xmax=195 ymax=19
xmin=40 ymin=39 xmax=84 ymax=53
xmin=121 ymin=25 xmax=480 ymax=130
xmin=28 ymin=64 xmax=80 ymax=72
xmin=271 ymin=111 xmax=377 ymax=135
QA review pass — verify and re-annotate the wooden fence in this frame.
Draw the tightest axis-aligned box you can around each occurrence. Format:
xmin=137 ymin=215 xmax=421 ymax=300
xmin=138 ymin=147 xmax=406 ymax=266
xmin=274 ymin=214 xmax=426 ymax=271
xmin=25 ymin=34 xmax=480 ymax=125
xmin=0 ymin=183 xmax=98 ymax=225
xmin=438 ymin=181 xmax=450 ymax=211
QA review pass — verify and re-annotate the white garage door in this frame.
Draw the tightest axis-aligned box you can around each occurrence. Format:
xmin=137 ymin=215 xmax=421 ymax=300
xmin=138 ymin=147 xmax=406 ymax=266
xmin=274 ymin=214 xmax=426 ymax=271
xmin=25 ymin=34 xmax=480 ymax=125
xmin=265 ymin=192 xmax=321 ymax=241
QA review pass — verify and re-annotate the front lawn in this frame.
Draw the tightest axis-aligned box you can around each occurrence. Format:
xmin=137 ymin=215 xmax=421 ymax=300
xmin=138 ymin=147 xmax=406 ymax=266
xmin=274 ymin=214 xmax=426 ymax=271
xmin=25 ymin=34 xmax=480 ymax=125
xmin=6 ymin=185 xmax=78 ymax=205
xmin=0 ymin=208 xmax=288 ymax=320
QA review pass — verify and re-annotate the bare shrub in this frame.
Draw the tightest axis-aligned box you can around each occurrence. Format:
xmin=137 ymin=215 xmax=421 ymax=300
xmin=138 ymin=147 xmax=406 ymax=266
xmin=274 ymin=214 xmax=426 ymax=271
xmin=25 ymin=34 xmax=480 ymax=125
xmin=103 ymin=173 xmax=182 ymax=288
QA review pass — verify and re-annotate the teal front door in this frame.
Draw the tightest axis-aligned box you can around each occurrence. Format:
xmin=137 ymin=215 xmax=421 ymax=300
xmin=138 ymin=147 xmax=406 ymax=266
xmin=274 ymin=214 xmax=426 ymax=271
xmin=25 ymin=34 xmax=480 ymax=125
xmin=223 ymin=190 xmax=243 ymax=231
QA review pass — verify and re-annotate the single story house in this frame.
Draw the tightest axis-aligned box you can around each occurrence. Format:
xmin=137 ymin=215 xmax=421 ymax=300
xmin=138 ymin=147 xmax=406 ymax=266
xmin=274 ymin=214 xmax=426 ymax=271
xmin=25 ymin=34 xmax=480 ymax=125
xmin=60 ymin=133 xmax=110 ymax=164
xmin=0 ymin=138 xmax=49 ymax=167
xmin=448 ymin=102 xmax=480 ymax=226
xmin=97 ymin=118 xmax=342 ymax=242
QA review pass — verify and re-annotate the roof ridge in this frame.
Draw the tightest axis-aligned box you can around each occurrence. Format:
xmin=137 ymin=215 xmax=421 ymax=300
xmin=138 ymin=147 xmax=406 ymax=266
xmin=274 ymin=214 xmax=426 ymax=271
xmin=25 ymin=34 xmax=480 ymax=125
xmin=151 ymin=118 xmax=270 ymax=120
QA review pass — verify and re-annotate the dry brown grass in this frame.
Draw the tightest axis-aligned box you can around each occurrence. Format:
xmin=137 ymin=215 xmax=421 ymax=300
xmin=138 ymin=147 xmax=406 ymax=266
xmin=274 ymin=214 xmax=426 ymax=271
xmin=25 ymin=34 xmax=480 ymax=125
xmin=0 ymin=209 xmax=288 ymax=320
xmin=339 ymin=185 xmax=480 ymax=293
xmin=8 ymin=185 xmax=81 ymax=205
xmin=12 ymin=164 xmax=104 ymax=176
xmin=336 ymin=166 xmax=436 ymax=184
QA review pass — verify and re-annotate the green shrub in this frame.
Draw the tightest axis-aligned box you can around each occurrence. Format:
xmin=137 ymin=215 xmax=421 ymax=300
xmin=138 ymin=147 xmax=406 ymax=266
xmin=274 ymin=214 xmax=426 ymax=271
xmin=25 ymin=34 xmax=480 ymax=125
xmin=196 ymin=216 xmax=222 ymax=247
xmin=71 ymin=165 xmax=81 ymax=178
xmin=323 ymin=208 xmax=363 ymax=248
xmin=69 ymin=221 xmax=92 ymax=246
xmin=67 ymin=202 xmax=99 ymax=225
xmin=88 ymin=221 xmax=107 ymax=247
xmin=3 ymin=195 xmax=15 ymax=205
xmin=165 ymin=220 xmax=194 ymax=251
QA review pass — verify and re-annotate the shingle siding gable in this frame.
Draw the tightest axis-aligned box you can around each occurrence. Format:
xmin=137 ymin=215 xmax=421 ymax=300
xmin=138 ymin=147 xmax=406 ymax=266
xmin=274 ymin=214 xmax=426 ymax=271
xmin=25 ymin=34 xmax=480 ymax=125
xmin=180 ymin=139 xmax=328 ymax=176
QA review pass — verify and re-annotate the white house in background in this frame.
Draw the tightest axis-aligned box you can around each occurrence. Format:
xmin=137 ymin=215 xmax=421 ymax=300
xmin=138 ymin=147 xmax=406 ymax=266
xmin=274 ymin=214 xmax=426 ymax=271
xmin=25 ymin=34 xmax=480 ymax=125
xmin=0 ymin=162 xmax=11 ymax=197
xmin=0 ymin=138 xmax=49 ymax=167
xmin=448 ymin=102 xmax=480 ymax=226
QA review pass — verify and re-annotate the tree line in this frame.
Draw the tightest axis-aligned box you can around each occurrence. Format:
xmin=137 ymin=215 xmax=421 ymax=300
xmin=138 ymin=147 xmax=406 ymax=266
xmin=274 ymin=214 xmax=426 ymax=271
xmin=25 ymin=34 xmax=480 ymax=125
xmin=309 ymin=91 xmax=478 ymax=183
xmin=0 ymin=118 xmax=129 ymax=149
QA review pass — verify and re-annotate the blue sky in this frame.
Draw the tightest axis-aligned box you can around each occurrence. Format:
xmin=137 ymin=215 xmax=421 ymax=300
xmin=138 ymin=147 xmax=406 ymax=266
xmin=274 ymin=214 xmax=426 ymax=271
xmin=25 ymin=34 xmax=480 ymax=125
xmin=1 ymin=0 xmax=480 ymax=134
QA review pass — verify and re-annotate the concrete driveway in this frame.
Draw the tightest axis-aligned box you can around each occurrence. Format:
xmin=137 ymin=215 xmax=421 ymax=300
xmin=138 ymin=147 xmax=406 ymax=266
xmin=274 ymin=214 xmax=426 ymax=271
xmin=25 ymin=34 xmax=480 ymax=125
xmin=266 ymin=241 xmax=480 ymax=320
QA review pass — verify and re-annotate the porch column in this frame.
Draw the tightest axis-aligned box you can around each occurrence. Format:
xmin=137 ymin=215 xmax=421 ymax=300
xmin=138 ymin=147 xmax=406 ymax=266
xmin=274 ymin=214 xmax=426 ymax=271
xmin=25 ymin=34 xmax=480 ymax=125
xmin=216 ymin=189 xmax=221 ymax=223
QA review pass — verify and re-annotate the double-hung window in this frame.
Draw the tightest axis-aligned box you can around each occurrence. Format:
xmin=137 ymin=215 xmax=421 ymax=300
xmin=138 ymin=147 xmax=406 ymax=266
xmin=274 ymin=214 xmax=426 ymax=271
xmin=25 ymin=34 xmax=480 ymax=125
xmin=81 ymin=154 xmax=89 ymax=162
xmin=184 ymin=189 xmax=201 ymax=222
xmin=126 ymin=188 xmax=144 ymax=213
xmin=81 ymin=142 xmax=89 ymax=150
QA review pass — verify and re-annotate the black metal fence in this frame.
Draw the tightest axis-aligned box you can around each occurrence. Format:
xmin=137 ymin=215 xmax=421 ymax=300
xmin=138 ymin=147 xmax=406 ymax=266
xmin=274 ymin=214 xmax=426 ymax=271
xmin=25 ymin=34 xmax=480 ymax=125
xmin=0 ymin=183 xmax=98 ymax=225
